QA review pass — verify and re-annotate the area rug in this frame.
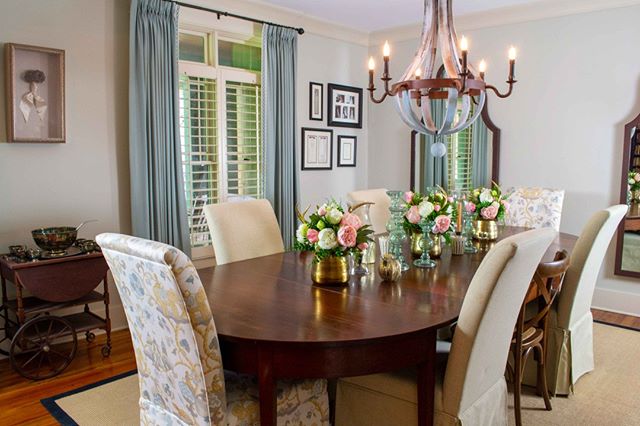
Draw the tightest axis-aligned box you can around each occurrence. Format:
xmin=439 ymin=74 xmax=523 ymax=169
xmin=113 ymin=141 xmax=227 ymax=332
xmin=41 ymin=323 xmax=639 ymax=425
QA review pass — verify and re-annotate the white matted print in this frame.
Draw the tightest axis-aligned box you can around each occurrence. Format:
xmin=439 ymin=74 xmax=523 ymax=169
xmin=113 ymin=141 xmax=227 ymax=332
xmin=337 ymin=135 xmax=357 ymax=167
xmin=309 ymin=82 xmax=323 ymax=121
xmin=327 ymin=84 xmax=362 ymax=128
xmin=301 ymin=128 xmax=333 ymax=170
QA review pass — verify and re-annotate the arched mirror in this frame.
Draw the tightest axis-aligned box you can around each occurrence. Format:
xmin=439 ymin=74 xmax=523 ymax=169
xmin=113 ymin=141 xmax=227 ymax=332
xmin=615 ymin=111 xmax=640 ymax=278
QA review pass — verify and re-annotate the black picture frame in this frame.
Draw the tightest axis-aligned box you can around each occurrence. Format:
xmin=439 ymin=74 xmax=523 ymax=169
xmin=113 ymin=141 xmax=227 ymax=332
xmin=327 ymin=83 xmax=362 ymax=128
xmin=337 ymin=135 xmax=357 ymax=167
xmin=309 ymin=82 xmax=323 ymax=121
xmin=301 ymin=127 xmax=333 ymax=170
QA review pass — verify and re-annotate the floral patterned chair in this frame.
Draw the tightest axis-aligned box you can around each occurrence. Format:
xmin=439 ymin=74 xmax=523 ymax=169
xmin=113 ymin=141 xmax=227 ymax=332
xmin=96 ymin=233 xmax=329 ymax=425
xmin=504 ymin=187 xmax=565 ymax=231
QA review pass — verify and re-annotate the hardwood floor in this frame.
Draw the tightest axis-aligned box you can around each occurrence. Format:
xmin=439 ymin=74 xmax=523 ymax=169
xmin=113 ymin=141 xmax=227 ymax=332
xmin=0 ymin=310 xmax=638 ymax=425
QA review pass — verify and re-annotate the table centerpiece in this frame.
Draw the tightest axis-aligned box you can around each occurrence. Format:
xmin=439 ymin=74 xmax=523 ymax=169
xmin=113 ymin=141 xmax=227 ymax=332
xmin=629 ymin=171 xmax=640 ymax=203
xmin=467 ymin=183 xmax=508 ymax=241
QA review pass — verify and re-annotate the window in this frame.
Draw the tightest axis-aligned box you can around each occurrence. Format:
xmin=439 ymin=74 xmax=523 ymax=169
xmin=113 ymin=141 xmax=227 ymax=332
xmin=447 ymin=103 xmax=475 ymax=192
xmin=178 ymin=30 xmax=263 ymax=256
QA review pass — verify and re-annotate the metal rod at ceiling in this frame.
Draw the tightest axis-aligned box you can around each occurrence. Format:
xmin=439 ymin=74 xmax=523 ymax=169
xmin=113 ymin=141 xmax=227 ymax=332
xmin=165 ymin=0 xmax=305 ymax=35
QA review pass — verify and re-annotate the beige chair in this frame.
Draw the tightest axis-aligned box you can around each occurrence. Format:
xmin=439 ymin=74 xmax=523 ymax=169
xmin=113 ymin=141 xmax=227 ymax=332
xmin=504 ymin=187 xmax=565 ymax=231
xmin=97 ymin=233 xmax=329 ymax=425
xmin=335 ymin=228 xmax=556 ymax=426
xmin=542 ymin=205 xmax=628 ymax=395
xmin=347 ymin=188 xmax=390 ymax=235
xmin=204 ymin=199 xmax=284 ymax=265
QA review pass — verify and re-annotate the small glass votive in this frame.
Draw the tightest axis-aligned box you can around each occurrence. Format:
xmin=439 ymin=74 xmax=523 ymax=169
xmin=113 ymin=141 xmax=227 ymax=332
xmin=451 ymin=234 xmax=465 ymax=256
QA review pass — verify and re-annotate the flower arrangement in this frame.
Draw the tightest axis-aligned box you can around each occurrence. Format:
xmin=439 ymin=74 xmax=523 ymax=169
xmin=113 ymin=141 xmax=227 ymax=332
xmin=295 ymin=200 xmax=374 ymax=262
xmin=466 ymin=183 xmax=508 ymax=221
xmin=629 ymin=171 xmax=640 ymax=192
xmin=402 ymin=190 xmax=455 ymax=240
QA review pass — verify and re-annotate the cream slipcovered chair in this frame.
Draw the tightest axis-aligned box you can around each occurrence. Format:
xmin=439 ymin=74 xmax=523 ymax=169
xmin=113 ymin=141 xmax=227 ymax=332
xmin=335 ymin=228 xmax=556 ymax=426
xmin=204 ymin=199 xmax=284 ymax=265
xmin=96 ymin=233 xmax=329 ymax=425
xmin=346 ymin=188 xmax=390 ymax=235
xmin=541 ymin=205 xmax=627 ymax=395
xmin=504 ymin=187 xmax=565 ymax=231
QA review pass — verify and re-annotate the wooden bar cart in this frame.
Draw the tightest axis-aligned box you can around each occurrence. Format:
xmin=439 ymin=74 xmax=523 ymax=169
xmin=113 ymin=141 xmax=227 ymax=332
xmin=0 ymin=251 xmax=111 ymax=380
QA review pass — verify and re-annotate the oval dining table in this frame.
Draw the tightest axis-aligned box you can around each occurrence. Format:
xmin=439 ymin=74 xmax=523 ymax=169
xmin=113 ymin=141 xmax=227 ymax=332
xmin=199 ymin=226 xmax=577 ymax=426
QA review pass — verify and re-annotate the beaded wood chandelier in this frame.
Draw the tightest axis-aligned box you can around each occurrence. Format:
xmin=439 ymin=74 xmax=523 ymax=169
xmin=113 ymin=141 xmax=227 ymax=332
xmin=367 ymin=0 xmax=517 ymax=154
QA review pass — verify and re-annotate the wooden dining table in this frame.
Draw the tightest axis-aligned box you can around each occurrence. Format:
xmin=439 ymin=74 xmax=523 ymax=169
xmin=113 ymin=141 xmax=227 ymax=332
xmin=199 ymin=226 xmax=577 ymax=426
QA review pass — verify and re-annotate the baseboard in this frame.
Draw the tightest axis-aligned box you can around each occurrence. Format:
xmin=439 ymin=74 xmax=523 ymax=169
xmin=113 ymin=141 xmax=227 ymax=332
xmin=592 ymin=287 xmax=640 ymax=317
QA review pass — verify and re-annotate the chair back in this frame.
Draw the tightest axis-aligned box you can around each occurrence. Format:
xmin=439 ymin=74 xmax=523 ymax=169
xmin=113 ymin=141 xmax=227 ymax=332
xmin=443 ymin=229 xmax=556 ymax=417
xmin=204 ymin=199 xmax=284 ymax=265
xmin=525 ymin=250 xmax=571 ymax=329
xmin=96 ymin=233 xmax=226 ymax=425
xmin=504 ymin=187 xmax=565 ymax=231
xmin=346 ymin=188 xmax=390 ymax=235
xmin=555 ymin=205 xmax=628 ymax=328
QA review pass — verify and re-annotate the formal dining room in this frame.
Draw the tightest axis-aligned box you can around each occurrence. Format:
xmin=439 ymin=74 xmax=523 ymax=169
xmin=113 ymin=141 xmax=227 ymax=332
xmin=1 ymin=0 xmax=639 ymax=425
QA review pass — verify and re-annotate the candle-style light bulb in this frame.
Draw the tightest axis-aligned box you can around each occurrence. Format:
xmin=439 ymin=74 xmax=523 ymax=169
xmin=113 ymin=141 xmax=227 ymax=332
xmin=460 ymin=36 xmax=469 ymax=52
xmin=368 ymin=57 xmax=375 ymax=71
xmin=508 ymin=46 xmax=517 ymax=61
xmin=383 ymin=41 xmax=391 ymax=58
xmin=479 ymin=59 xmax=487 ymax=73
xmin=415 ymin=68 xmax=422 ymax=79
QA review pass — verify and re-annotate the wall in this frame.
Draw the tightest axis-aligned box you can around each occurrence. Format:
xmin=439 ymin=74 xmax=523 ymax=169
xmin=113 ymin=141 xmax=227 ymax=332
xmin=368 ymin=5 xmax=640 ymax=314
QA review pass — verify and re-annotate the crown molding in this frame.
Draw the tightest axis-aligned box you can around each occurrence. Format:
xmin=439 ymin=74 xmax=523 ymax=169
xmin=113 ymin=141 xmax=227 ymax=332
xmin=178 ymin=0 xmax=369 ymax=46
xmin=369 ymin=0 xmax=640 ymax=45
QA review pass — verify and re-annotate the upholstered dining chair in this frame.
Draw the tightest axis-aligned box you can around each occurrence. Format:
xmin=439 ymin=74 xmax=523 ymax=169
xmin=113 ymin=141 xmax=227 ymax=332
xmin=346 ymin=188 xmax=390 ymax=235
xmin=504 ymin=187 xmax=565 ymax=231
xmin=204 ymin=199 xmax=284 ymax=265
xmin=335 ymin=228 xmax=556 ymax=426
xmin=542 ymin=205 xmax=628 ymax=395
xmin=96 ymin=233 xmax=329 ymax=425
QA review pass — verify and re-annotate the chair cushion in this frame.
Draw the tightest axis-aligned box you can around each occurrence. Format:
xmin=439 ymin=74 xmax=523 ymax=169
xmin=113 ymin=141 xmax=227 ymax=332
xmin=225 ymin=371 xmax=329 ymax=425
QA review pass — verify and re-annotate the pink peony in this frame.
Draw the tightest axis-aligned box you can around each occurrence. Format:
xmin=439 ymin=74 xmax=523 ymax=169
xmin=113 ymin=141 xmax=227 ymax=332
xmin=318 ymin=206 xmax=327 ymax=216
xmin=465 ymin=202 xmax=476 ymax=213
xmin=306 ymin=229 xmax=319 ymax=243
xmin=357 ymin=242 xmax=368 ymax=251
xmin=480 ymin=205 xmax=499 ymax=220
xmin=434 ymin=204 xmax=441 ymax=212
xmin=432 ymin=215 xmax=452 ymax=234
xmin=340 ymin=212 xmax=363 ymax=230
xmin=405 ymin=205 xmax=421 ymax=224
xmin=447 ymin=197 xmax=454 ymax=203
xmin=337 ymin=225 xmax=357 ymax=248
xmin=404 ymin=191 xmax=414 ymax=204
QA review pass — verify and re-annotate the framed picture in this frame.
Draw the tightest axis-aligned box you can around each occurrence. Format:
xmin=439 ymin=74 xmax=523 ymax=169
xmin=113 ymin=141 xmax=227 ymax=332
xmin=309 ymin=82 xmax=323 ymax=121
xmin=337 ymin=135 xmax=357 ymax=167
xmin=301 ymin=127 xmax=333 ymax=170
xmin=327 ymin=83 xmax=362 ymax=128
xmin=4 ymin=43 xmax=65 ymax=143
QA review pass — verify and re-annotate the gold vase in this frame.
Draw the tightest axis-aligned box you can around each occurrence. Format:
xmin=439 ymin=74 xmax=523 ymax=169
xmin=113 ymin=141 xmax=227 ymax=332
xmin=311 ymin=256 xmax=349 ymax=285
xmin=411 ymin=231 xmax=442 ymax=259
xmin=632 ymin=190 xmax=640 ymax=203
xmin=473 ymin=219 xmax=499 ymax=241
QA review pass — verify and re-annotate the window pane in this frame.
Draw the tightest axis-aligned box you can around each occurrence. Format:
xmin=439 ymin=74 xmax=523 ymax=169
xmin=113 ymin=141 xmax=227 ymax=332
xmin=179 ymin=32 xmax=206 ymax=63
xmin=218 ymin=40 xmax=261 ymax=71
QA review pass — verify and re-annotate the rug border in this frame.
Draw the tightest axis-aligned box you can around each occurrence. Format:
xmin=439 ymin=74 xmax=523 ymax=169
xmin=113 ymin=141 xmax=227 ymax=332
xmin=41 ymin=369 xmax=137 ymax=426
xmin=594 ymin=319 xmax=640 ymax=332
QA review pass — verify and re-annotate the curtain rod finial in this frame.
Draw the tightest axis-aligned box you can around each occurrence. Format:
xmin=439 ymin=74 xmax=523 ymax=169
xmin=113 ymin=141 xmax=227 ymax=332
xmin=297 ymin=28 xmax=305 ymax=35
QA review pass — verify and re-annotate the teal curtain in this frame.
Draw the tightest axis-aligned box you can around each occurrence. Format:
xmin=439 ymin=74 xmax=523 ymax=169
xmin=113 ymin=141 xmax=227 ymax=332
xmin=262 ymin=25 xmax=298 ymax=248
xmin=129 ymin=0 xmax=190 ymax=256
xmin=471 ymin=112 xmax=490 ymax=188
xmin=421 ymin=99 xmax=449 ymax=191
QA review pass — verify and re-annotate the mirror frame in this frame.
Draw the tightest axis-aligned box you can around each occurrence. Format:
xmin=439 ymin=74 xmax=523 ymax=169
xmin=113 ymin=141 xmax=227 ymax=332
xmin=614 ymin=110 xmax=640 ymax=278
xmin=409 ymin=99 xmax=501 ymax=189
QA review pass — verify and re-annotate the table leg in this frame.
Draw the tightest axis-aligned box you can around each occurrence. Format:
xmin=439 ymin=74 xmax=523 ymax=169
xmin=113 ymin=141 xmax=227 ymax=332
xmin=258 ymin=346 xmax=277 ymax=426
xmin=417 ymin=330 xmax=437 ymax=426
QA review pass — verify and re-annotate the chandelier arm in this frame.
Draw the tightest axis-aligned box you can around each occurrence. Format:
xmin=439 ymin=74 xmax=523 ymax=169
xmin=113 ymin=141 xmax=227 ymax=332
xmin=401 ymin=0 xmax=438 ymax=81
xmin=438 ymin=0 xmax=462 ymax=79
xmin=485 ymin=81 xmax=517 ymax=99
xmin=442 ymin=92 xmax=485 ymax=135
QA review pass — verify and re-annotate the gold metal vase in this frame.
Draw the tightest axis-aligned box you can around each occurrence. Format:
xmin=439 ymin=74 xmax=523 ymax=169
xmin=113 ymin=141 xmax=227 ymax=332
xmin=473 ymin=219 xmax=499 ymax=241
xmin=632 ymin=190 xmax=640 ymax=203
xmin=311 ymin=256 xmax=349 ymax=285
xmin=410 ymin=231 xmax=442 ymax=259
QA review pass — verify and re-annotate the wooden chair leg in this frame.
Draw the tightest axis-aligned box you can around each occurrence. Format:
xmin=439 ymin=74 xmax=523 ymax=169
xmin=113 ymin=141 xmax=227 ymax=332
xmin=514 ymin=348 xmax=523 ymax=426
xmin=535 ymin=344 xmax=552 ymax=411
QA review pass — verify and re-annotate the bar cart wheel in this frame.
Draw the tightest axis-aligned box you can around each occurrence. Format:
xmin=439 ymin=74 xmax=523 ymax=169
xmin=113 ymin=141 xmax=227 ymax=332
xmin=85 ymin=331 xmax=95 ymax=343
xmin=101 ymin=344 xmax=111 ymax=357
xmin=9 ymin=316 xmax=78 ymax=380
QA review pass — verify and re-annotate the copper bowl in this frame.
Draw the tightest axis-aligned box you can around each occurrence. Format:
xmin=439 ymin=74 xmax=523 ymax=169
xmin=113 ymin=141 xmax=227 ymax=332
xmin=31 ymin=227 xmax=78 ymax=255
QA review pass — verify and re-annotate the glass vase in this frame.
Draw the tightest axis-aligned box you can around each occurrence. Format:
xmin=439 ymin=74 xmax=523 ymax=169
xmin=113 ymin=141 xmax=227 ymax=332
xmin=386 ymin=190 xmax=410 ymax=271
xmin=414 ymin=218 xmax=436 ymax=268
xmin=463 ymin=210 xmax=478 ymax=254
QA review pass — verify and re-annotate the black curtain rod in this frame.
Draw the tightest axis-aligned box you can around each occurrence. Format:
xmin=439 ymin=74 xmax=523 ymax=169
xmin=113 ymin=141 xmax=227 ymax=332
xmin=168 ymin=0 xmax=305 ymax=35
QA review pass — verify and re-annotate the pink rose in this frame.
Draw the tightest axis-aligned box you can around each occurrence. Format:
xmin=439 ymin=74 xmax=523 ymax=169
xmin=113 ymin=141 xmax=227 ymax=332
xmin=465 ymin=202 xmax=476 ymax=213
xmin=357 ymin=242 xmax=368 ymax=251
xmin=480 ymin=205 xmax=498 ymax=220
xmin=432 ymin=215 xmax=452 ymax=234
xmin=434 ymin=204 xmax=441 ymax=212
xmin=404 ymin=191 xmax=414 ymax=204
xmin=500 ymin=200 xmax=510 ymax=212
xmin=405 ymin=205 xmax=421 ymax=224
xmin=306 ymin=229 xmax=319 ymax=243
xmin=340 ymin=212 xmax=363 ymax=230
xmin=318 ymin=206 xmax=327 ymax=216
xmin=337 ymin=225 xmax=357 ymax=248
xmin=447 ymin=197 xmax=454 ymax=203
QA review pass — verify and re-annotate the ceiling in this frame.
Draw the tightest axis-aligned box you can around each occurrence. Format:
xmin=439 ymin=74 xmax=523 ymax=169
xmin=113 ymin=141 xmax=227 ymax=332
xmin=257 ymin=0 xmax=543 ymax=32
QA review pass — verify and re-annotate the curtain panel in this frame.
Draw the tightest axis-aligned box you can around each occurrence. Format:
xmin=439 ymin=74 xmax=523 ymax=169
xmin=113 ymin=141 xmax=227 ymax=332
xmin=262 ymin=25 xmax=298 ymax=248
xmin=129 ymin=0 xmax=191 ymax=256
